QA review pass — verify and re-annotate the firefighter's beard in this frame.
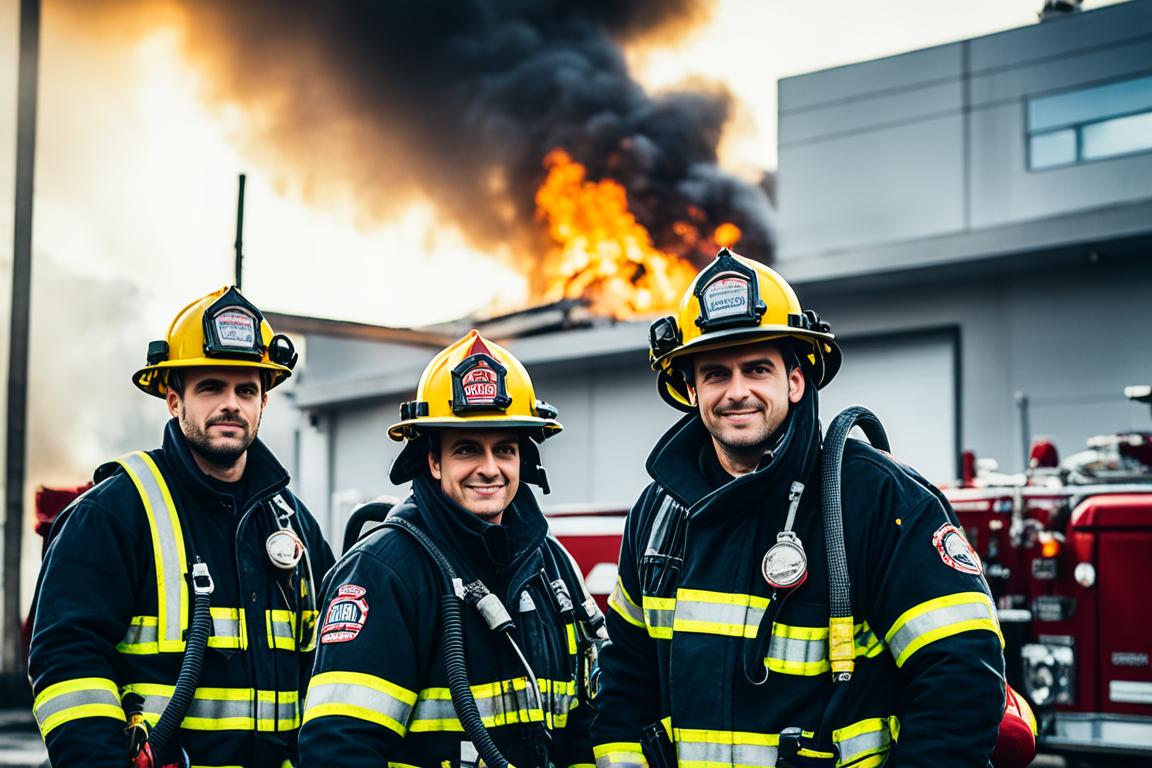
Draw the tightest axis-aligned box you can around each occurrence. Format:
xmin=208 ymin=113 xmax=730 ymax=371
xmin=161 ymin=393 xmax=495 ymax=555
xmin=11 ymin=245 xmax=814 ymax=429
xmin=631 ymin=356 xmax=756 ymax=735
xmin=182 ymin=410 xmax=261 ymax=469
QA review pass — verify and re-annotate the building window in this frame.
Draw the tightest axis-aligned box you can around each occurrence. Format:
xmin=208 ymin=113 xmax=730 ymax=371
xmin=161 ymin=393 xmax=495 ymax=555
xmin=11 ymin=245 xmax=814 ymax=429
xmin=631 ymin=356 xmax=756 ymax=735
xmin=1027 ymin=74 xmax=1152 ymax=170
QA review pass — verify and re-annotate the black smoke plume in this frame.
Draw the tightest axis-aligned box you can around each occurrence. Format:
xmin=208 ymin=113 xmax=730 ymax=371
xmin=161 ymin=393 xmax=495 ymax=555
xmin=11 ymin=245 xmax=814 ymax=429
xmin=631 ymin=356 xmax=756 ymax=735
xmin=115 ymin=0 xmax=775 ymax=267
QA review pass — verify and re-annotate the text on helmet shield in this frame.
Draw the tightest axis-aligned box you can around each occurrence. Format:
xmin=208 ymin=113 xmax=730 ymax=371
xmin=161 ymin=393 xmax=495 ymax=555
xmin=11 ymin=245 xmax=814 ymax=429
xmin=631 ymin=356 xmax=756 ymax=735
xmin=701 ymin=276 xmax=751 ymax=320
xmin=213 ymin=309 xmax=258 ymax=349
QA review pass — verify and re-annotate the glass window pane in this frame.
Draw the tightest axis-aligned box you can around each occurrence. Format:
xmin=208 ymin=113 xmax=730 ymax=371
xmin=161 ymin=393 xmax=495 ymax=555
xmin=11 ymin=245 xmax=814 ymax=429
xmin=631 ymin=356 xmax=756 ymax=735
xmin=1029 ymin=74 xmax=1152 ymax=132
xmin=1082 ymin=111 xmax=1152 ymax=160
xmin=1030 ymin=129 xmax=1077 ymax=169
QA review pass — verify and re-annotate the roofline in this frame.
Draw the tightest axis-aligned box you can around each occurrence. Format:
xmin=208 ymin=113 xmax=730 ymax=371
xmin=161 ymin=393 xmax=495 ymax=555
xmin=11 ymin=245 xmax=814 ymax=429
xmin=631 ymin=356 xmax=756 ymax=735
xmin=264 ymin=311 xmax=456 ymax=348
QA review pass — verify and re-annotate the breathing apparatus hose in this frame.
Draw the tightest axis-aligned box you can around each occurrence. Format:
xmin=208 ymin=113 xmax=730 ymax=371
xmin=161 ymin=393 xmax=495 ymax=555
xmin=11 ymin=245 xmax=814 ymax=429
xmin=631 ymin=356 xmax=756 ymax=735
xmin=383 ymin=517 xmax=512 ymax=768
xmin=820 ymin=406 xmax=890 ymax=642
xmin=147 ymin=559 xmax=214 ymax=759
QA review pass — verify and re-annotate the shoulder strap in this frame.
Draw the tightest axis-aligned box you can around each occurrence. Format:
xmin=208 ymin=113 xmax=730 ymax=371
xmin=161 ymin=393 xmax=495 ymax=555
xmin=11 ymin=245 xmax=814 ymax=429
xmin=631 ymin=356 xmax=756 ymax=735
xmin=114 ymin=451 xmax=190 ymax=653
xmin=638 ymin=489 xmax=689 ymax=598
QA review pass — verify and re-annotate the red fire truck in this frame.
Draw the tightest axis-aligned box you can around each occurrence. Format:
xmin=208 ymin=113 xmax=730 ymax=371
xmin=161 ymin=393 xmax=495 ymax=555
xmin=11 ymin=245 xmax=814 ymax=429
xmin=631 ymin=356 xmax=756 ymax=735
xmin=940 ymin=390 xmax=1152 ymax=764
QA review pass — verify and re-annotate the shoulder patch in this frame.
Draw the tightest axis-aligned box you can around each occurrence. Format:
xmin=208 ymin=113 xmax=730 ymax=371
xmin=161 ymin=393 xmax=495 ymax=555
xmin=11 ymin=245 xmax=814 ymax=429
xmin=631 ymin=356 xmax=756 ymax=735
xmin=932 ymin=523 xmax=982 ymax=575
xmin=320 ymin=584 xmax=369 ymax=644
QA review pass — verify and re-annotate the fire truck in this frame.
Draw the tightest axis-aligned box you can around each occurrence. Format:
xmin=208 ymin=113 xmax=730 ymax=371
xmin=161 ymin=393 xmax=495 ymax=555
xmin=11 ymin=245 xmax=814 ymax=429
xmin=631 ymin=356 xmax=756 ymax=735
xmin=939 ymin=386 xmax=1152 ymax=764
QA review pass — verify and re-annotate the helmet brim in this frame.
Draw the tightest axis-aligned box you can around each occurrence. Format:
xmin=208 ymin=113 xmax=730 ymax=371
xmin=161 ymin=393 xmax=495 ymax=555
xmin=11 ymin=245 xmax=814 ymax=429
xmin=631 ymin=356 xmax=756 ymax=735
xmin=133 ymin=358 xmax=294 ymax=398
xmin=387 ymin=415 xmax=563 ymax=442
xmin=652 ymin=327 xmax=842 ymax=409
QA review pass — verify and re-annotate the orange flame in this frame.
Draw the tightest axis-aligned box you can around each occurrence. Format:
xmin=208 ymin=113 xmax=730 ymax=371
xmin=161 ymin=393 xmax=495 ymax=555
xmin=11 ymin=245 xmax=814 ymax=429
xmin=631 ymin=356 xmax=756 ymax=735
xmin=533 ymin=149 xmax=740 ymax=319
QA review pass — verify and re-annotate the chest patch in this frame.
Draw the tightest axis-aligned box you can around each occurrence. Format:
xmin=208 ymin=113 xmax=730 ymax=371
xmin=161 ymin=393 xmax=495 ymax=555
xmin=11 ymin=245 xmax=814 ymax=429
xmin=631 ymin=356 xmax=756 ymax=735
xmin=320 ymin=584 xmax=369 ymax=644
xmin=932 ymin=523 xmax=982 ymax=575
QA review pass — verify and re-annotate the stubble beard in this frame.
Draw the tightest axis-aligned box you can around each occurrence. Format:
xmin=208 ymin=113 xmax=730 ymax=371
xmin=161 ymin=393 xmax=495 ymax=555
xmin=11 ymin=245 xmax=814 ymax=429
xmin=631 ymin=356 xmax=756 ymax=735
xmin=183 ymin=412 xmax=259 ymax=469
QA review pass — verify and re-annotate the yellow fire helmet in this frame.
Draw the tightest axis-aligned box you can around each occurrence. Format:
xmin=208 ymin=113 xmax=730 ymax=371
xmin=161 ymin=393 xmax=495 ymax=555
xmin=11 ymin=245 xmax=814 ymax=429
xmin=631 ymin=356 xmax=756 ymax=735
xmin=648 ymin=248 xmax=842 ymax=412
xmin=133 ymin=286 xmax=298 ymax=398
xmin=387 ymin=329 xmax=562 ymax=491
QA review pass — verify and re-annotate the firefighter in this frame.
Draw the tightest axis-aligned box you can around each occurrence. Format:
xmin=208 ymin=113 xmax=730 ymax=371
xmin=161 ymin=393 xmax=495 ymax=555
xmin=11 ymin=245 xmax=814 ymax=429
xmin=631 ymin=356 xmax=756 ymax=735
xmin=299 ymin=330 xmax=600 ymax=768
xmin=29 ymin=286 xmax=335 ymax=768
xmin=591 ymin=249 xmax=1007 ymax=767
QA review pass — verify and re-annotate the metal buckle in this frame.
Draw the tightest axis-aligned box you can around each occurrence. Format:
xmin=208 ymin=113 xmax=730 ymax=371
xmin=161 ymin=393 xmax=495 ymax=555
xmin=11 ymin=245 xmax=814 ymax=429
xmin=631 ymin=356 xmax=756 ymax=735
xmin=191 ymin=559 xmax=215 ymax=596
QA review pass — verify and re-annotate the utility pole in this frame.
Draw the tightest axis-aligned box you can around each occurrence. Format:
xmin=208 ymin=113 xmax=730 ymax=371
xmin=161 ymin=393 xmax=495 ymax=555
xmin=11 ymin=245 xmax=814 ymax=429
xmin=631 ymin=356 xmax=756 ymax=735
xmin=234 ymin=173 xmax=246 ymax=289
xmin=4 ymin=0 xmax=42 ymax=673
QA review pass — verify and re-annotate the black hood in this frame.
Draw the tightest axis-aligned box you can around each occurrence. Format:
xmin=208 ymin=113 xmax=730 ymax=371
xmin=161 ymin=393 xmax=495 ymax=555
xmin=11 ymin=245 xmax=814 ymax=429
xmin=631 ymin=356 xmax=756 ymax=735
xmin=403 ymin=472 xmax=549 ymax=580
xmin=646 ymin=380 xmax=822 ymax=517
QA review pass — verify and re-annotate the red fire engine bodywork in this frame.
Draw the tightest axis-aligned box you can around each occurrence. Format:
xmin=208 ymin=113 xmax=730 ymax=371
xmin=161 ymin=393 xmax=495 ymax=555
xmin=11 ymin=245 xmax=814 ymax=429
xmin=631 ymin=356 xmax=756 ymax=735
xmin=942 ymin=434 xmax=1152 ymax=761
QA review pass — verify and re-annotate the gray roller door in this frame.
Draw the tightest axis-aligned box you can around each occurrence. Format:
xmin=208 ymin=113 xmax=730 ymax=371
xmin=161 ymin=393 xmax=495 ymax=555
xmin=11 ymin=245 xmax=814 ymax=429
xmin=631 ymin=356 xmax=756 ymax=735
xmin=819 ymin=330 xmax=958 ymax=485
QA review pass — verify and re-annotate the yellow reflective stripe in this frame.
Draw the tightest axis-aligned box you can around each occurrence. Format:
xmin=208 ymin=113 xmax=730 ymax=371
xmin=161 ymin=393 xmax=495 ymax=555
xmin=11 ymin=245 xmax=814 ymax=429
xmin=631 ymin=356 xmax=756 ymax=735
xmin=33 ymin=677 xmax=125 ymax=736
xmin=674 ymin=727 xmax=780 ymax=767
xmin=566 ymin=622 xmax=578 ymax=655
xmin=609 ymin=578 xmax=645 ymax=628
xmin=209 ymin=607 xmax=246 ymax=650
xmin=120 ymin=609 xmax=247 ymax=654
xmin=642 ymin=595 xmax=675 ymax=639
xmin=118 ymin=615 xmax=159 ymax=655
xmin=303 ymin=671 xmax=417 ymax=736
xmin=832 ymin=716 xmax=898 ymax=765
xmin=765 ymin=621 xmax=885 ymax=676
xmin=886 ymin=592 xmax=1003 ymax=667
xmin=409 ymin=677 xmax=576 ymax=732
xmin=673 ymin=589 xmax=768 ymax=638
xmin=593 ymin=742 xmax=646 ymax=768
xmin=387 ymin=763 xmax=421 ymax=768
xmin=669 ymin=719 xmax=894 ymax=767
xmin=116 ymin=451 xmax=188 ymax=652
xmin=266 ymin=609 xmax=297 ymax=651
xmin=299 ymin=609 xmax=319 ymax=653
xmin=123 ymin=683 xmax=299 ymax=732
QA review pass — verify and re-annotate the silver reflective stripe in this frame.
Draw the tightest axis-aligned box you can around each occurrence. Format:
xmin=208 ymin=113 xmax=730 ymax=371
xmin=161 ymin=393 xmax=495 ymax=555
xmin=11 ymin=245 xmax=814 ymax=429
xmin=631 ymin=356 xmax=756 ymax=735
xmin=642 ymin=597 xmax=675 ymax=638
xmin=674 ymin=598 xmax=764 ymax=634
xmin=767 ymin=631 xmax=825 ymax=671
xmin=411 ymin=685 xmax=539 ymax=728
xmin=838 ymin=725 xmax=892 ymax=764
xmin=304 ymin=674 xmax=415 ymax=732
xmin=888 ymin=597 xmax=995 ymax=663
xmin=116 ymin=452 xmax=186 ymax=650
xmin=33 ymin=684 xmax=121 ymax=732
xmin=608 ymin=579 xmax=644 ymax=627
xmin=268 ymin=611 xmax=295 ymax=649
xmin=595 ymin=756 xmax=646 ymax=768
xmin=119 ymin=617 xmax=158 ymax=651
xmin=210 ymin=609 xmax=245 ymax=648
xmin=676 ymin=737 xmax=777 ymax=766
xmin=125 ymin=685 xmax=299 ymax=731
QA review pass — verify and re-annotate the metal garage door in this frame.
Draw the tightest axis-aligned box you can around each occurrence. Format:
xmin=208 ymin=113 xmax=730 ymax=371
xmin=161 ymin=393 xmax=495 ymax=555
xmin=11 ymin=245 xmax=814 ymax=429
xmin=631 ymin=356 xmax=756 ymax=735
xmin=819 ymin=330 xmax=958 ymax=485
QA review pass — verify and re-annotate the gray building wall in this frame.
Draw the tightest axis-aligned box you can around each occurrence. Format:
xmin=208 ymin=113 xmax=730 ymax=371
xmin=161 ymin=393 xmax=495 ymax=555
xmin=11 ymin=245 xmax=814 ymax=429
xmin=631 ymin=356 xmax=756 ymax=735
xmin=777 ymin=0 xmax=1152 ymax=278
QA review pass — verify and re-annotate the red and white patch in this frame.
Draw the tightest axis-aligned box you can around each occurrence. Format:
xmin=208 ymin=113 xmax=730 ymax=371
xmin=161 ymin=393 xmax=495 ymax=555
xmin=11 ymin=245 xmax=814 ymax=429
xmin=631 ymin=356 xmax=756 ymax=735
xmin=932 ymin=523 xmax=983 ymax=575
xmin=320 ymin=584 xmax=370 ymax=644
xmin=460 ymin=360 xmax=500 ymax=405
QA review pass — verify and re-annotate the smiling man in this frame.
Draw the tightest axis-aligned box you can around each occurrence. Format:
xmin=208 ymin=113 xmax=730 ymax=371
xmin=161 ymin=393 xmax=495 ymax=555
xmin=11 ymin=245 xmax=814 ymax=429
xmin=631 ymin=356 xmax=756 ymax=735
xmin=29 ymin=286 xmax=334 ymax=768
xmin=300 ymin=330 xmax=601 ymax=768
xmin=591 ymin=249 xmax=1009 ymax=768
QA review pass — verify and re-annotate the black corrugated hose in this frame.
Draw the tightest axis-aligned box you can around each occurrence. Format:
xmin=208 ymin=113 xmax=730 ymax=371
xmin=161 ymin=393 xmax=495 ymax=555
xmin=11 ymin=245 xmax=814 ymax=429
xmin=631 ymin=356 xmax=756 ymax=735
xmin=383 ymin=517 xmax=512 ymax=768
xmin=820 ymin=407 xmax=890 ymax=663
xmin=147 ymin=559 xmax=214 ymax=759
